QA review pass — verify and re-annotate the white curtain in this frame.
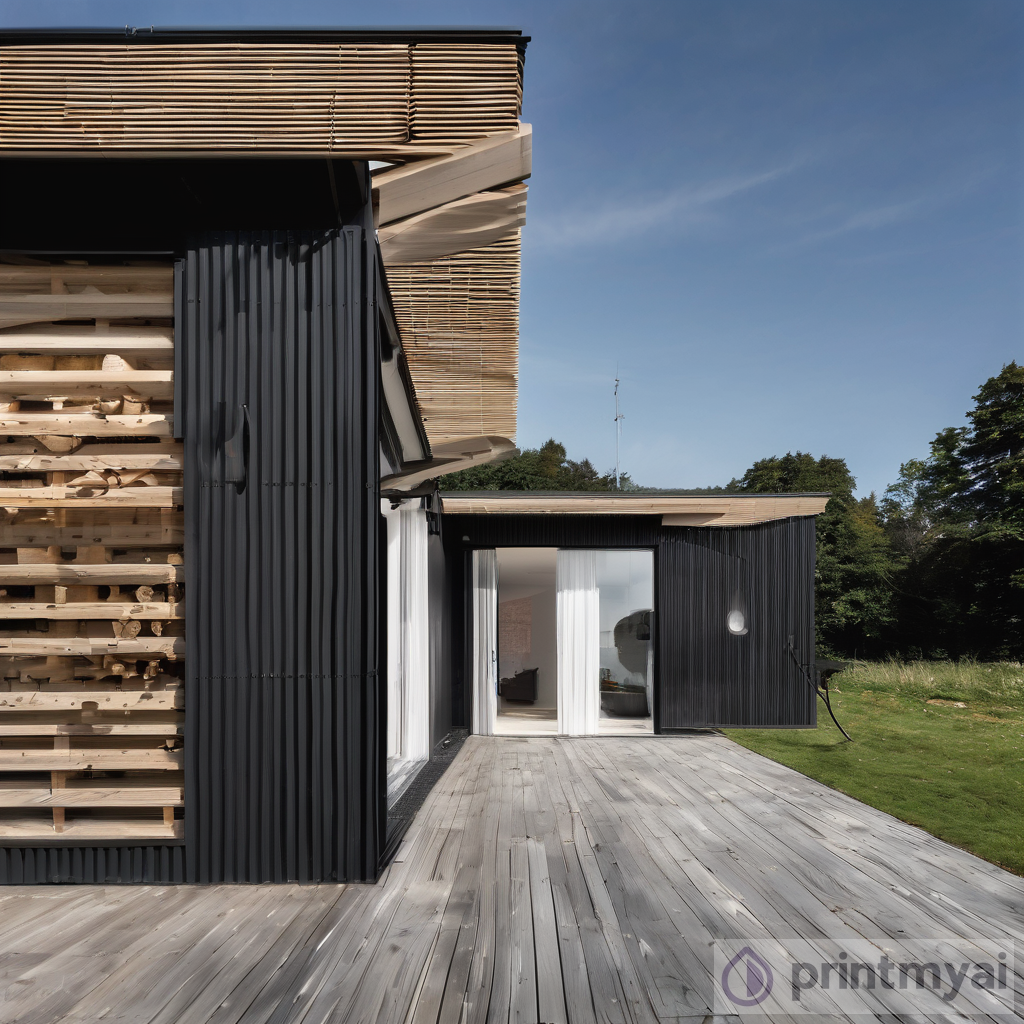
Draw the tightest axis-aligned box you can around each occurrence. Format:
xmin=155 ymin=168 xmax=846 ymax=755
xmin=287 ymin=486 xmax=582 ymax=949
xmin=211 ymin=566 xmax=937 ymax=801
xmin=400 ymin=505 xmax=430 ymax=761
xmin=557 ymin=549 xmax=600 ymax=736
xmin=383 ymin=500 xmax=430 ymax=762
xmin=471 ymin=549 xmax=498 ymax=736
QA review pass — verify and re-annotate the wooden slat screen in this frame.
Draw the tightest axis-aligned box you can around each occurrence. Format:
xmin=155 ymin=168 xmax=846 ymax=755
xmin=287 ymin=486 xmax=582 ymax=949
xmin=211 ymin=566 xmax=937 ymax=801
xmin=0 ymin=261 xmax=183 ymax=842
xmin=0 ymin=42 xmax=523 ymax=151
xmin=385 ymin=232 xmax=520 ymax=444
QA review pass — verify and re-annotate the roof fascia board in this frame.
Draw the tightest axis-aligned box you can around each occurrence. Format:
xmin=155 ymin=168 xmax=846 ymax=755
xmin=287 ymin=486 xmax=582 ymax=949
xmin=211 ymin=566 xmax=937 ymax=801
xmin=0 ymin=27 xmax=529 ymax=48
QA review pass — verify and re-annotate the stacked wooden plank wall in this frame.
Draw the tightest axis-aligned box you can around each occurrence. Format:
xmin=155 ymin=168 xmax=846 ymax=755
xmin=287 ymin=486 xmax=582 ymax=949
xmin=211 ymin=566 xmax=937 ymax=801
xmin=0 ymin=261 xmax=183 ymax=842
xmin=0 ymin=42 xmax=522 ymax=151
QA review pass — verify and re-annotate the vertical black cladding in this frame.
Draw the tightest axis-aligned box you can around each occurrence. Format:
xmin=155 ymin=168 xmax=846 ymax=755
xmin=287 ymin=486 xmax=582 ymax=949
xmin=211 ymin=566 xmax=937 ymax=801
xmin=180 ymin=228 xmax=382 ymax=883
xmin=443 ymin=513 xmax=817 ymax=731
xmin=657 ymin=518 xmax=817 ymax=728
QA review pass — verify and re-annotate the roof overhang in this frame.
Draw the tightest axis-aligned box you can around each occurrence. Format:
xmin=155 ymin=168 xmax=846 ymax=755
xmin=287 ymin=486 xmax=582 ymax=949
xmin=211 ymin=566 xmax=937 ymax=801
xmin=382 ymin=437 xmax=518 ymax=494
xmin=439 ymin=492 xmax=831 ymax=525
xmin=0 ymin=27 xmax=530 ymax=456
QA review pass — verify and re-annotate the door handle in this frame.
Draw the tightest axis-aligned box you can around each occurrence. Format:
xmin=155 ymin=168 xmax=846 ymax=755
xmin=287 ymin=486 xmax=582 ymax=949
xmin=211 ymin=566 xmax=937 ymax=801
xmin=223 ymin=404 xmax=249 ymax=493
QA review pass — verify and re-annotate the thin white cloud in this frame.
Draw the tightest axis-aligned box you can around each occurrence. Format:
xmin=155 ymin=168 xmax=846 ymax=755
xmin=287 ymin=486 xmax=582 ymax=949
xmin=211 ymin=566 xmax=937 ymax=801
xmin=528 ymin=162 xmax=802 ymax=249
xmin=784 ymin=165 xmax=998 ymax=250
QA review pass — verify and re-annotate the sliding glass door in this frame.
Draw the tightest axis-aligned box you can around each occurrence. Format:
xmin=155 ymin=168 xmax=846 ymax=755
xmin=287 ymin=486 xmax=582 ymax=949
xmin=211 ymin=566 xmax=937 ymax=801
xmin=473 ymin=547 xmax=654 ymax=737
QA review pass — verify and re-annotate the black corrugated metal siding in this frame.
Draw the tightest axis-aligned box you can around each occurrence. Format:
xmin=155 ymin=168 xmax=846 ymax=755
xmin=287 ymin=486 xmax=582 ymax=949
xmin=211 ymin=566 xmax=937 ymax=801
xmin=180 ymin=228 xmax=382 ymax=883
xmin=443 ymin=513 xmax=817 ymax=731
xmin=0 ymin=846 xmax=185 ymax=885
xmin=658 ymin=519 xmax=816 ymax=728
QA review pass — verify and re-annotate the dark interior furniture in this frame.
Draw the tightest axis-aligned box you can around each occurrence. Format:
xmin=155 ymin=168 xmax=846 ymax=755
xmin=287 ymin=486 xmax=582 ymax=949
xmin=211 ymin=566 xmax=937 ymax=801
xmin=601 ymin=690 xmax=650 ymax=717
xmin=499 ymin=667 xmax=538 ymax=702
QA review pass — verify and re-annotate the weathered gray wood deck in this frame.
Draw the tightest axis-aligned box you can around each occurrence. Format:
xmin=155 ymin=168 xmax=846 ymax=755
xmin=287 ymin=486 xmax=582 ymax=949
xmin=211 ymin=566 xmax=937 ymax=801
xmin=0 ymin=734 xmax=1021 ymax=1023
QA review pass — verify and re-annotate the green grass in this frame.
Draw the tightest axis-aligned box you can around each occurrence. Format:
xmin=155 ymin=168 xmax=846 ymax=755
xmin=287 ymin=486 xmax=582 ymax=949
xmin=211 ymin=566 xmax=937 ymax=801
xmin=725 ymin=660 xmax=1024 ymax=876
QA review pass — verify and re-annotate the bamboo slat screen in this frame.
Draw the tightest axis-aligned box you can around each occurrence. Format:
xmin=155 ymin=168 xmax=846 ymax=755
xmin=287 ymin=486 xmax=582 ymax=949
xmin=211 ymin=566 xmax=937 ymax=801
xmin=0 ymin=42 xmax=522 ymax=151
xmin=0 ymin=261 xmax=184 ymax=842
xmin=385 ymin=232 xmax=520 ymax=444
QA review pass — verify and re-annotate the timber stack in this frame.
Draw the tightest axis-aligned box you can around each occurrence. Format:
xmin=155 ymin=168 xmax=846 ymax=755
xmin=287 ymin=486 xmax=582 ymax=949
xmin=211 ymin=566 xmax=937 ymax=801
xmin=0 ymin=261 xmax=183 ymax=841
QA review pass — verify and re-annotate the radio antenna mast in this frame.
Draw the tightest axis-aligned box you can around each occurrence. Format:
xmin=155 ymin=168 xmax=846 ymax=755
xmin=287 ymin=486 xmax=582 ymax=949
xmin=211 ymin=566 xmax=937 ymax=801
xmin=614 ymin=371 xmax=624 ymax=490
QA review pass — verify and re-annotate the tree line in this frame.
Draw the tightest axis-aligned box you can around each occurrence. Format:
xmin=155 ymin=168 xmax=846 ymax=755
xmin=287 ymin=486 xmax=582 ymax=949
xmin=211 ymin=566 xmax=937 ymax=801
xmin=440 ymin=361 xmax=1023 ymax=661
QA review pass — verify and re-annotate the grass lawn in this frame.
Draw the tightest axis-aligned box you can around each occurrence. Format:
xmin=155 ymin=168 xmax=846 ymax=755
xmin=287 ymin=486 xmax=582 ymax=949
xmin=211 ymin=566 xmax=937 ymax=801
xmin=725 ymin=660 xmax=1024 ymax=876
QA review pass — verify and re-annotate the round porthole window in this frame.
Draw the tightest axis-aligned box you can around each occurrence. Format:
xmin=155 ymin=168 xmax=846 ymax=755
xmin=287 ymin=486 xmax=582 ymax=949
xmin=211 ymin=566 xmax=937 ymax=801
xmin=727 ymin=610 xmax=748 ymax=635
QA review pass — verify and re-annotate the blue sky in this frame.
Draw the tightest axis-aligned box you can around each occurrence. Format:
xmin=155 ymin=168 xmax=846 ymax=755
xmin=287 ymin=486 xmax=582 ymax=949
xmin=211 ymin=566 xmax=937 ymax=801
xmin=3 ymin=0 xmax=1021 ymax=496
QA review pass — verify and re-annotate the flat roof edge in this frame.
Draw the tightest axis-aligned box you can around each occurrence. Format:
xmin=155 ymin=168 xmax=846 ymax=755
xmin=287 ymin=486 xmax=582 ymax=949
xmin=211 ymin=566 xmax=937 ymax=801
xmin=439 ymin=491 xmax=832 ymax=499
xmin=0 ymin=27 xmax=530 ymax=47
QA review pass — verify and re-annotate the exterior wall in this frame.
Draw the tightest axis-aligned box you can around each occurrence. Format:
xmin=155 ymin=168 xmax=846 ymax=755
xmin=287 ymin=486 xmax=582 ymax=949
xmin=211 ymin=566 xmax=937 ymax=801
xmin=443 ymin=513 xmax=817 ymax=732
xmin=0 ymin=162 xmax=387 ymax=884
xmin=179 ymin=227 xmax=383 ymax=883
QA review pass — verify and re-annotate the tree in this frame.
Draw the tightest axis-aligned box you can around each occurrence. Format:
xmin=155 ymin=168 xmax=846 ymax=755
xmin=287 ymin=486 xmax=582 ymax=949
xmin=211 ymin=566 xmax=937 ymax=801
xmin=880 ymin=362 xmax=1024 ymax=660
xmin=729 ymin=452 xmax=897 ymax=657
xmin=439 ymin=438 xmax=622 ymax=492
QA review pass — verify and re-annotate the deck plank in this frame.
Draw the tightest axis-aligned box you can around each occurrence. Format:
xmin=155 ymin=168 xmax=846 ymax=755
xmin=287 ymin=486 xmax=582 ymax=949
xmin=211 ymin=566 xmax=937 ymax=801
xmin=0 ymin=734 xmax=1022 ymax=1024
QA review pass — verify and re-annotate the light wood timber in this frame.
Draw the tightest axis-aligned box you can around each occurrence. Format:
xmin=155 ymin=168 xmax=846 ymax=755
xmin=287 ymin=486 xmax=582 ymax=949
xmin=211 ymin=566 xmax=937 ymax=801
xmin=0 ymin=564 xmax=183 ymax=585
xmin=374 ymin=124 xmax=531 ymax=224
xmin=0 ymin=748 xmax=183 ymax=770
xmin=0 ymin=442 xmax=182 ymax=471
xmin=0 ymin=412 xmax=172 ymax=436
xmin=0 ymin=637 xmax=184 ymax=656
xmin=378 ymin=184 xmax=527 ymax=264
xmin=0 ymin=511 xmax=183 ymax=547
xmin=0 ymin=780 xmax=183 ymax=807
xmin=0 ymin=602 xmax=180 ymax=620
xmin=0 ymin=265 xmax=172 ymax=290
xmin=440 ymin=491 xmax=831 ymax=521
xmin=0 ymin=690 xmax=182 ymax=711
xmin=386 ymin=233 xmax=520 ymax=444
xmin=0 ymin=42 xmax=522 ymax=153
xmin=0 ymin=323 xmax=174 ymax=355
xmin=0 ymin=294 xmax=174 ymax=330
xmin=0 ymin=721 xmax=182 ymax=736
xmin=0 ymin=486 xmax=182 ymax=508
xmin=0 ymin=817 xmax=182 ymax=840
xmin=0 ymin=369 xmax=173 ymax=400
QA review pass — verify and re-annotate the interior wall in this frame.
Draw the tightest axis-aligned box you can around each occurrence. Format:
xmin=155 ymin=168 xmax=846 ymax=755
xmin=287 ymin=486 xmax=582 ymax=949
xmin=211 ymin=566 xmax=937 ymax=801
xmin=495 ymin=547 xmax=558 ymax=713
xmin=529 ymin=587 xmax=558 ymax=709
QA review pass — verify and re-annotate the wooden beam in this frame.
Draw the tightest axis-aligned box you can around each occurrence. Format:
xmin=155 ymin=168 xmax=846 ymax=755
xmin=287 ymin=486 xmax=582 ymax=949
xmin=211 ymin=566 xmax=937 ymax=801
xmin=374 ymin=124 xmax=531 ymax=225
xmin=0 ymin=602 xmax=181 ymax=620
xmin=0 ymin=637 xmax=184 ymax=657
xmin=0 ymin=782 xmax=184 ymax=808
xmin=0 ymin=443 xmax=182 ymax=472
xmin=0 ymin=324 xmax=174 ymax=355
xmin=0 ymin=486 xmax=182 ymax=509
xmin=0 ymin=511 xmax=183 ymax=548
xmin=0 ymin=564 xmax=183 ymax=585
xmin=439 ymin=493 xmax=832 ymax=520
xmin=0 ymin=817 xmax=183 ymax=839
xmin=0 ymin=266 xmax=173 ymax=289
xmin=0 ymin=370 xmax=174 ymax=401
xmin=0 ymin=748 xmax=183 ymax=770
xmin=0 ymin=412 xmax=172 ymax=436
xmin=0 ymin=690 xmax=182 ymax=712
xmin=379 ymin=185 xmax=527 ymax=264
xmin=0 ymin=722 xmax=183 ymax=736
xmin=0 ymin=294 xmax=174 ymax=330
